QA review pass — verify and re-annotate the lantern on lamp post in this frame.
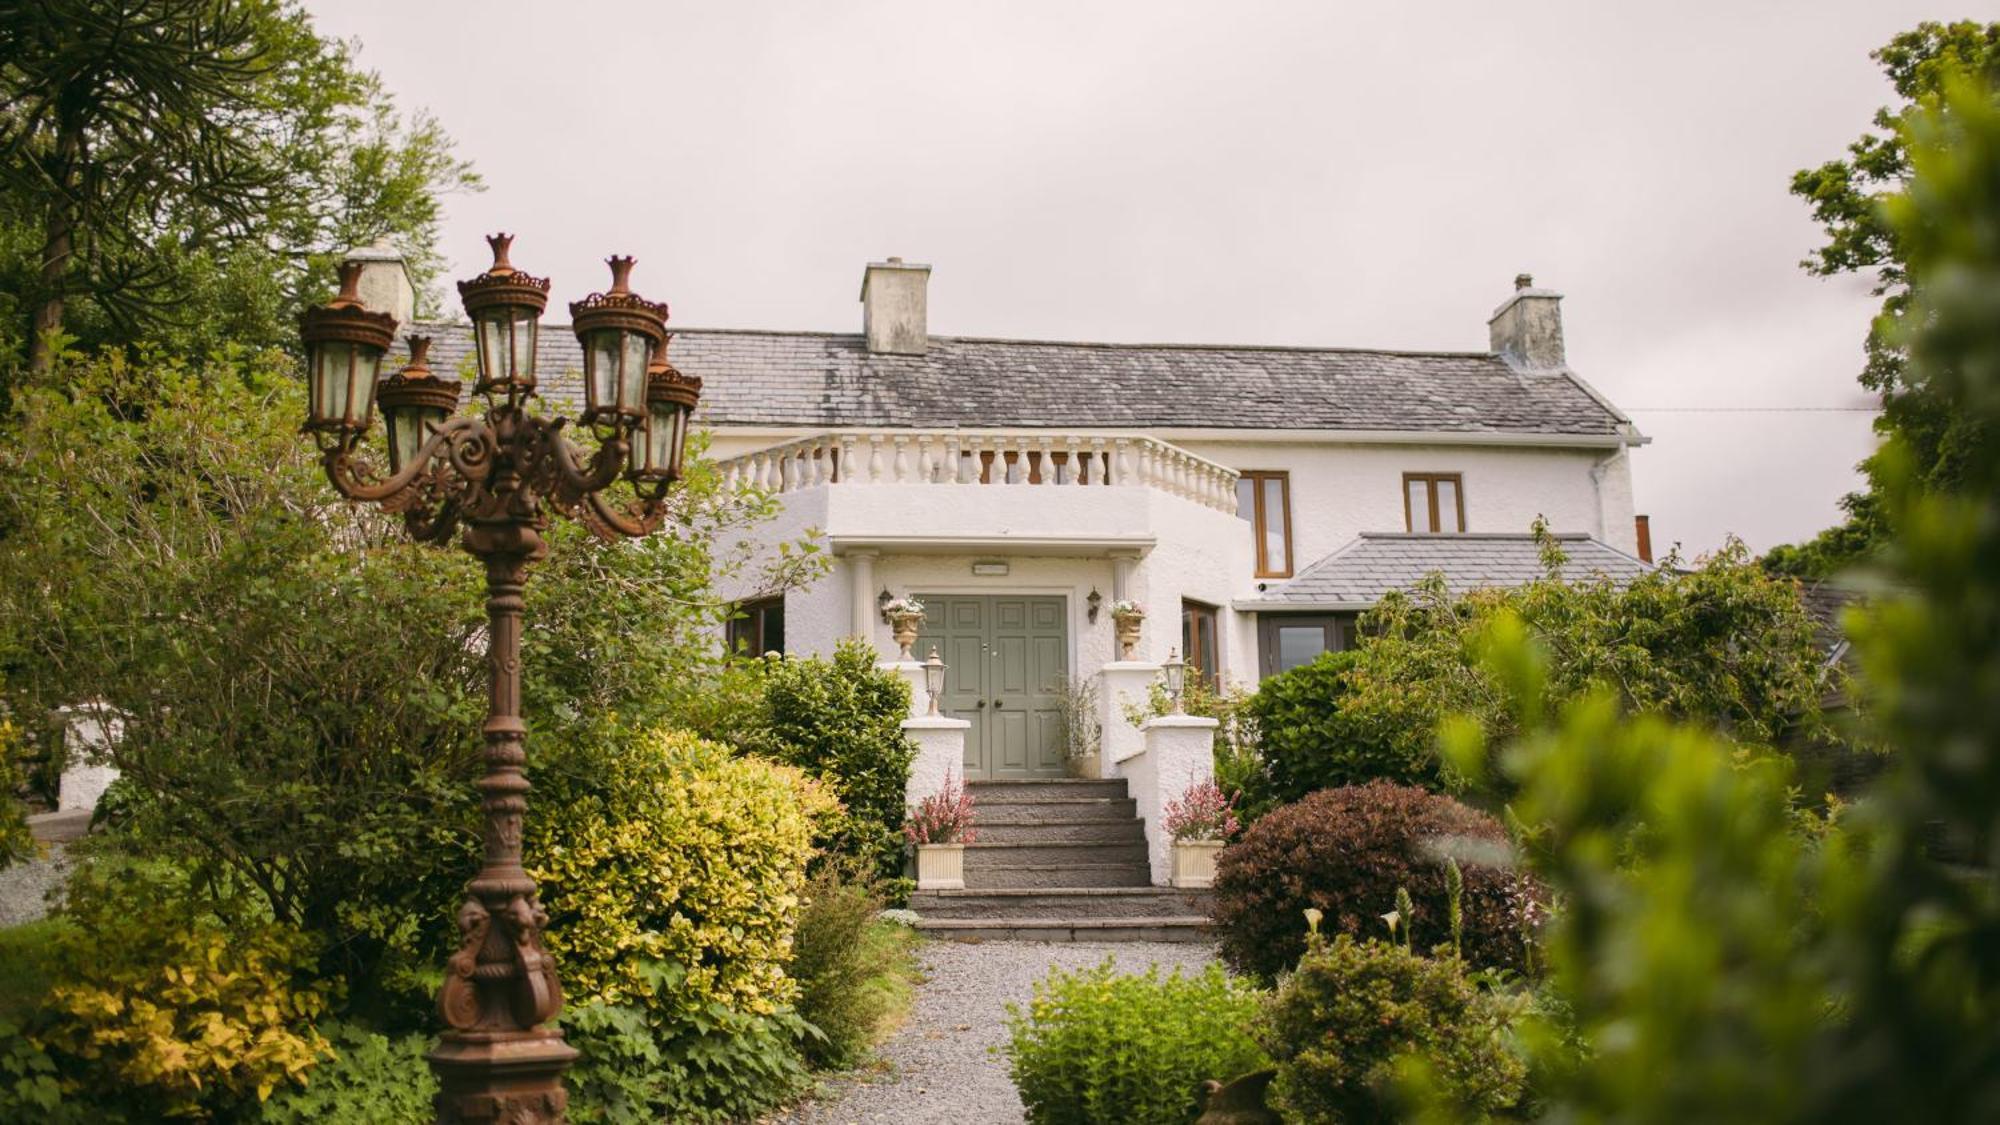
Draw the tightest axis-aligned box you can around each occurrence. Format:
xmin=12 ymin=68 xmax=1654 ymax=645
xmin=1163 ymin=648 xmax=1187 ymax=715
xmin=299 ymin=235 xmax=700 ymax=1124
xmin=923 ymin=646 xmax=947 ymax=717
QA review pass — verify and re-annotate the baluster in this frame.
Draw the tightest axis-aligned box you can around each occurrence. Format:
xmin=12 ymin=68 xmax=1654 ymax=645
xmin=942 ymin=434 xmax=962 ymax=483
xmin=1035 ymin=435 xmax=1053 ymax=485
xmin=1010 ymin=436 xmax=1029 ymax=484
xmin=1110 ymin=438 xmax=1132 ymax=485
xmin=914 ymin=434 xmax=934 ymax=482
xmin=1091 ymin=438 xmax=1111 ymax=486
xmin=887 ymin=436 xmax=906 ymax=482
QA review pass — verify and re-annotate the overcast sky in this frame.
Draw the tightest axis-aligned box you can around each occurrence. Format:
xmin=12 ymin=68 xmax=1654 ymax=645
xmin=306 ymin=0 xmax=1940 ymax=557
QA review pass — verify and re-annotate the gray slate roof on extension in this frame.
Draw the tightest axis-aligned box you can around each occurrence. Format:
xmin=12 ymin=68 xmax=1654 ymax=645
xmin=1245 ymin=533 xmax=1652 ymax=609
xmin=414 ymin=322 xmax=1631 ymax=437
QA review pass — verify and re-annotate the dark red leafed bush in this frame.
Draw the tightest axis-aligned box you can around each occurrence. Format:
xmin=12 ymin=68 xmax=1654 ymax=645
xmin=1212 ymin=781 xmax=1535 ymax=981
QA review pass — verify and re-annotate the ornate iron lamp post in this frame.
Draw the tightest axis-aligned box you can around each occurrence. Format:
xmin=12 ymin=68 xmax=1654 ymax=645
xmin=299 ymin=235 xmax=702 ymax=1124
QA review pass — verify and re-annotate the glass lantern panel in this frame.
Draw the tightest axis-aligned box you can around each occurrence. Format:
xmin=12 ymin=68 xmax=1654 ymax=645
xmin=477 ymin=314 xmax=508 ymax=385
xmin=619 ymin=334 xmax=650 ymax=414
xmin=312 ymin=342 xmax=351 ymax=424
xmin=348 ymin=346 xmax=382 ymax=426
xmin=514 ymin=315 xmax=539 ymax=386
xmin=666 ymin=406 xmax=690 ymax=477
xmin=387 ymin=408 xmax=424 ymax=472
xmin=586 ymin=330 xmax=620 ymax=414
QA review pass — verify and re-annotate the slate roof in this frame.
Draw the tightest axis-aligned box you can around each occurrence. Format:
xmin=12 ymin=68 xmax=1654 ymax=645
xmin=413 ymin=322 xmax=1632 ymax=438
xmin=1244 ymin=532 xmax=1652 ymax=608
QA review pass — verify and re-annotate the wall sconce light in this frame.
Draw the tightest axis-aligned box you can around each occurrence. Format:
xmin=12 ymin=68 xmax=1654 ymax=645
xmin=878 ymin=587 xmax=894 ymax=623
xmin=1086 ymin=588 xmax=1102 ymax=624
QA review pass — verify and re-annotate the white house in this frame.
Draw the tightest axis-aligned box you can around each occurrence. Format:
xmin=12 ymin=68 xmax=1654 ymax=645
xmin=399 ymin=254 xmax=1651 ymax=923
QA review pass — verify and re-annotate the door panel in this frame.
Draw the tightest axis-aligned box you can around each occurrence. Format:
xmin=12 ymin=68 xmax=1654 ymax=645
xmin=914 ymin=592 xmax=1069 ymax=779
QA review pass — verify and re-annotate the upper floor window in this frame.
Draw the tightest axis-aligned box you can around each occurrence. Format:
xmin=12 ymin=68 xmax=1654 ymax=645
xmin=727 ymin=594 xmax=785 ymax=656
xmin=1404 ymin=473 xmax=1465 ymax=533
xmin=1235 ymin=470 xmax=1293 ymax=578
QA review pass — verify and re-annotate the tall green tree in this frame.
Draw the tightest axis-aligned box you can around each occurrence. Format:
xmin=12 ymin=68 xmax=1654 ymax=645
xmin=0 ymin=0 xmax=478 ymax=379
xmin=1766 ymin=20 xmax=1999 ymax=579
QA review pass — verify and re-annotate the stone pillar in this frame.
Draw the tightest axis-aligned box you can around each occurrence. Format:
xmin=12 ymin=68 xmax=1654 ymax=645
xmin=885 ymin=660 xmax=929 ymax=720
xmin=1118 ymin=715 xmax=1219 ymax=885
xmin=1109 ymin=549 xmax=1140 ymax=601
xmin=56 ymin=705 xmax=122 ymax=813
xmin=903 ymin=715 xmax=971 ymax=806
xmin=1096 ymin=660 xmax=1159 ymax=778
xmin=847 ymin=549 xmax=879 ymax=645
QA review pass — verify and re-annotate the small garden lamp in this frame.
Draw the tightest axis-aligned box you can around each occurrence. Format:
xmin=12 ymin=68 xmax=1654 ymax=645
xmin=924 ymin=646 xmax=946 ymax=716
xmin=1163 ymin=647 xmax=1187 ymax=714
xmin=299 ymin=260 xmax=396 ymax=438
xmin=571 ymin=255 xmax=667 ymax=427
xmin=630 ymin=339 xmax=703 ymax=485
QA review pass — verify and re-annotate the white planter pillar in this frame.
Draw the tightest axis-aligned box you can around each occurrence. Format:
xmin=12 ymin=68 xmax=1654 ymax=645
xmin=885 ymin=660 xmax=929 ymax=720
xmin=903 ymin=714 xmax=971 ymax=807
xmin=1118 ymin=714 xmax=1219 ymax=885
xmin=1096 ymin=660 xmax=1159 ymax=779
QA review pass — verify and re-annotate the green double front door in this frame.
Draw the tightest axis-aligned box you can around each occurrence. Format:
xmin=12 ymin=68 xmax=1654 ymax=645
xmin=914 ymin=595 xmax=1068 ymax=779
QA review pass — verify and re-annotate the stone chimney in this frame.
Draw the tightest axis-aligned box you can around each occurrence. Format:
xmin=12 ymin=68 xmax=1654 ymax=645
xmin=344 ymin=236 xmax=417 ymax=328
xmin=1487 ymin=273 xmax=1565 ymax=369
xmin=860 ymin=257 xmax=930 ymax=355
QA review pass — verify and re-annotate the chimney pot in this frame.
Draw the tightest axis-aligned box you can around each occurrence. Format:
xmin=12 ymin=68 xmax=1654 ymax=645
xmin=860 ymin=258 xmax=931 ymax=356
xmin=1488 ymin=272 xmax=1565 ymax=369
xmin=343 ymin=236 xmax=417 ymax=328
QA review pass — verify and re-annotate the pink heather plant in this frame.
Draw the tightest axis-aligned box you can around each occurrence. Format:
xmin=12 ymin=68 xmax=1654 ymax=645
xmin=906 ymin=769 xmax=978 ymax=845
xmin=1164 ymin=776 xmax=1240 ymax=843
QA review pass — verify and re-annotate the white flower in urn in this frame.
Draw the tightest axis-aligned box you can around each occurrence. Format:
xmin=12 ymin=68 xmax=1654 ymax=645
xmin=1108 ymin=599 xmax=1144 ymax=621
xmin=883 ymin=596 xmax=925 ymax=617
xmin=884 ymin=596 xmax=926 ymax=659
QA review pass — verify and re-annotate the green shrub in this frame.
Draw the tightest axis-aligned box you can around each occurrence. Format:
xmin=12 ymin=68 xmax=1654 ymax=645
xmin=744 ymin=641 xmax=917 ymax=881
xmin=790 ymin=862 xmax=919 ymax=1069
xmin=1004 ymin=959 xmax=1269 ymax=1125
xmin=250 ymin=1020 xmax=433 ymax=1124
xmin=528 ymin=725 xmax=837 ymax=1028
xmin=0 ymin=1017 xmax=100 ymax=1124
xmin=1257 ymin=934 xmax=1526 ymax=1123
xmin=560 ymin=1000 xmax=815 ymax=1124
xmin=31 ymin=862 xmax=331 ymax=1116
xmin=1245 ymin=650 xmax=1434 ymax=801
xmin=1212 ymin=782 xmax=1534 ymax=982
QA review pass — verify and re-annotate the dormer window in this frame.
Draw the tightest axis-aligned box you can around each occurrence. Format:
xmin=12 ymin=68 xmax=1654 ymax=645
xmin=1404 ymin=473 xmax=1465 ymax=533
xmin=1235 ymin=470 xmax=1293 ymax=578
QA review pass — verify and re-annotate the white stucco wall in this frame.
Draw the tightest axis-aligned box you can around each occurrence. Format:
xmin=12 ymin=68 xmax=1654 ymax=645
xmin=1174 ymin=438 xmax=1641 ymax=563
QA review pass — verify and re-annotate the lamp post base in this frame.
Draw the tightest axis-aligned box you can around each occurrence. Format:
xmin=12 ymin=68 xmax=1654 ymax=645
xmin=428 ymin=1028 xmax=579 ymax=1124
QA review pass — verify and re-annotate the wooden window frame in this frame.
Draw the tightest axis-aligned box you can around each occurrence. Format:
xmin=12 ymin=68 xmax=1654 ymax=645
xmin=1238 ymin=470 xmax=1294 ymax=578
xmin=1402 ymin=472 xmax=1467 ymax=533
xmin=727 ymin=594 xmax=785 ymax=655
xmin=1181 ymin=599 xmax=1221 ymax=689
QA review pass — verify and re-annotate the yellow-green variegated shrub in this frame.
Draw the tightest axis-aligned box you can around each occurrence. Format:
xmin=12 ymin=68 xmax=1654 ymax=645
xmin=528 ymin=726 xmax=838 ymax=1026
xmin=33 ymin=863 xmax=331 ymax=1117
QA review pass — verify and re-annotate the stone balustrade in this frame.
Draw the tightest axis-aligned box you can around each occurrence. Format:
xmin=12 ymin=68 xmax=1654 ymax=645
xmin=716 ymin=430 xmax=1241 ymax=514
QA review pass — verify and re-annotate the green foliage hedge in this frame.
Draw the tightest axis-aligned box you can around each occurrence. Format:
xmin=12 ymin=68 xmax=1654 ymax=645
xmin=1257 ymin=935 xmax=1526 ymax=1123
xmin=528 ymin=725 xmax=836 ymax=1027
xmin=721 ymin=642 xmax=917 ymax=881
xmin=1243 ymin=649 xmax=1430 ymax=803
xmin=249 ymin=1021 xmax=433 ymax=1125
xmin=1004 ymin=959 xmax=1268 ymax=1125
xmin=1212 ymin=782 xmax=1532 ymax=982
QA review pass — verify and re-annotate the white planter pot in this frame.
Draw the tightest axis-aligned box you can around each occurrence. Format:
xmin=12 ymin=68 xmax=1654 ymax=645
xmin=1171 ymin=840 xmax=1225 ymax=888
xmin=915 ymin=843 xmax=965 ymax=890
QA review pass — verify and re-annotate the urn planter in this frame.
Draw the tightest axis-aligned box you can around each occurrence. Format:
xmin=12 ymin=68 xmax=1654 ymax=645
xmin=888 ymin=610 xmax=925 ymax=660
xmin=1112 ymin=613 xmax=1143 ymax=660
xmin=1171 ymin=839 xmax=1225 ymax=888
xmin=915 ymin=842 xmax=965 ymax=890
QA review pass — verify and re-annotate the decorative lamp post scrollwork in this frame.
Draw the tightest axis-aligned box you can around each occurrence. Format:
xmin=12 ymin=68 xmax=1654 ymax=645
xmin=298 ymin=235 xmax=702 ymax=1124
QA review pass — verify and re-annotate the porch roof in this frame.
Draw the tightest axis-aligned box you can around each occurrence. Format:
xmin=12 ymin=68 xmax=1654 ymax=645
xmin=1239 ymin=532 xmax=1652 ymax=610
xmin=413 ymin=322 xmax=1637 ymax=442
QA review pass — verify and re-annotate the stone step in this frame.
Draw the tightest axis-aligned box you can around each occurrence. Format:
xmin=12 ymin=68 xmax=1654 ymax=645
xmin=964 ymin=840 xmax=1147 ymax=868
xmin=911 ymin=887 xmax=1214 ymax=921
xmin=976 ymin=797 xmax=1138 ymax=824
xmin=967 ymin=778 xmax=1129 ymax=802
xmin=975 ymin=819 xmax=1146 ymax=846
xmin=916 ymin=916 xmax=1213 ymax=943
xmin=964 ymin=862 xmax=1154 ymax=889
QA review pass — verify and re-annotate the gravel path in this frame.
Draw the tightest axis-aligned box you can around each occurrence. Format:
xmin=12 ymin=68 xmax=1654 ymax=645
xmin=0 ymin=843 xmax=71 ymax=928
xmin=781 ymin=939 xmax=1217 ymax=1125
